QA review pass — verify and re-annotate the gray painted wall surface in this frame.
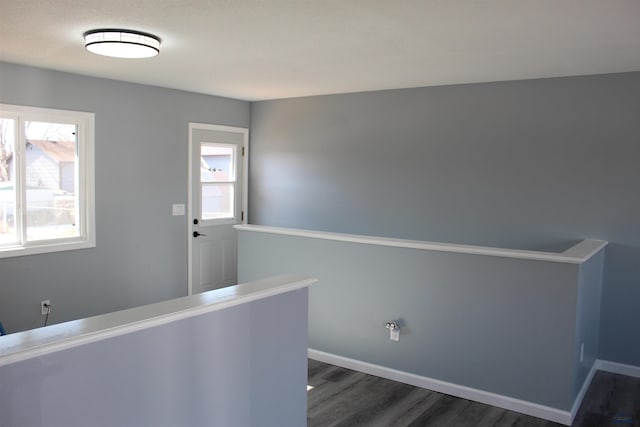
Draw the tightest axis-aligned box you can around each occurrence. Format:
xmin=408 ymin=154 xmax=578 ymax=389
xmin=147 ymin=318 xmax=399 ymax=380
xmin=238 ymin=231 xmax=581 ymax=410
xmin=572 ymin=251 xmax=604 ymax=401
xmin=249 ymin=72 xmax=640 ymax=366
xmin=250 ymin=290 xmax=309 ymax=426
xmin=0 ymin=62 xmax=250 ymax=333
xmin=0 ymin=288 xmax=309 ymax=427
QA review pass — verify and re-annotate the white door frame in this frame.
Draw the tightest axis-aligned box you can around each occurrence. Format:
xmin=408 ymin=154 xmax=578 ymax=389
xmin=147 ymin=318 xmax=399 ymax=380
xmin=187 ymin=122 xmax=249 ymax=295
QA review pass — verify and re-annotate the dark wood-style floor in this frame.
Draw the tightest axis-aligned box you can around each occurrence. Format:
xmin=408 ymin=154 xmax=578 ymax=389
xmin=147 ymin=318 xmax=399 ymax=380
xmin=307 ymin=359 xmax=640 ymax=427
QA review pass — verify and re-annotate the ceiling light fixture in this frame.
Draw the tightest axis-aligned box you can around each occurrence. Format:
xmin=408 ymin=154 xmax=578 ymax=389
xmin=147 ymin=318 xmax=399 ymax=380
xmin=84 ymin=29 xmax=161 ymax=59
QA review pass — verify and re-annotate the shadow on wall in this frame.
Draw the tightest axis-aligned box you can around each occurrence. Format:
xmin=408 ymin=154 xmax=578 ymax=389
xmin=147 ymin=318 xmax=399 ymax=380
xmin=599 ymin=243 xmax=640 ymax=364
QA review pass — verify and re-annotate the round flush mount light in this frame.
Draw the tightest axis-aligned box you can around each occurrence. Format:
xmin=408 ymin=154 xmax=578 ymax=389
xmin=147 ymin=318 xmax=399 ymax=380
xmin=84 ymin=29 xmax=161 ymax=59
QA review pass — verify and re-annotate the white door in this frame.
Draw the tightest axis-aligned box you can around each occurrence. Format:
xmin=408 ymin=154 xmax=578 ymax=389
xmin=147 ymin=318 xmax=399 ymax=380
xmin=188 ymin=123 xmax=248 ymax=295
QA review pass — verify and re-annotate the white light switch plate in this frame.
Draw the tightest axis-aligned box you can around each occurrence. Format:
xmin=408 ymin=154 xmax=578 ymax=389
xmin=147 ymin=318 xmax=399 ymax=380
xmin=172 ymin=204 xmax=185 ymax=216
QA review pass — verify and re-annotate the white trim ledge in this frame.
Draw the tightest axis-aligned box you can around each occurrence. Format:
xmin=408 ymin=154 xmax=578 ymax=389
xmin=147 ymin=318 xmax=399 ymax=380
xmin=570 ymin=361 xmax=599 ymax=424
xmin=596 ymin=359 xmax=640 ymax=378
xmin=308 ymin=349 xmax=573 ymax=425
xmin=236 ymin=225 xmax=607 ymax=264
xmin=0 ymin=275 xmax=316 ymax=367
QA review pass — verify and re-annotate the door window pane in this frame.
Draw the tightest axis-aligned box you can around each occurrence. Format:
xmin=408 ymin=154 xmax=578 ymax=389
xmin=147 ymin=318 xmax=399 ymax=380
xmin=200 ymin=144 xmax=234 ymax=182
xmin=200 ymin=143 xmax=236 ymax=221
xmin=24 ymin=121 xmax=79 ymax=241
xmin=0 ymin=118 xmax=16 ymax=245
xmin=201 ymin=183 xmax=234 ymax=220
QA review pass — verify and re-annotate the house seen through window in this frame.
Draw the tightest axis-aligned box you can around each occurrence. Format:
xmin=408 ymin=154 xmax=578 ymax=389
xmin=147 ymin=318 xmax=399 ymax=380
xmin=0 ymin=104 xmax=95 ymax=258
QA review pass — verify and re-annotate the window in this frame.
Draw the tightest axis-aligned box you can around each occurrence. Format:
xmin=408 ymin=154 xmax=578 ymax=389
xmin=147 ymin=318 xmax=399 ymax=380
xmin=200 ymin=143 xmax=237 ymax=222
xmin=0 ymin=104 xmax=95 ymax=258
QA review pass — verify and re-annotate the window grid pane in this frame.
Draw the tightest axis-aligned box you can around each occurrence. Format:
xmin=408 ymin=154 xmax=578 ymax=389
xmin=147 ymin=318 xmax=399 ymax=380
xmin=0 ymin=117 xmax=16 ymax=245
xmin=24 ymin=121 xmax=79 ymax=241
xmin=201 ymin=182 xmax=235 ymax=220
xmin=200 ymin=144 xmax=235 ymax=183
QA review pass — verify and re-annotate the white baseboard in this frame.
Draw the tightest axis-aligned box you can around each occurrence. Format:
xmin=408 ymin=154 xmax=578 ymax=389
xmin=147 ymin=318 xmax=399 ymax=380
xmin=308 ymin=349 xmax=573 ymax=425
xmin=596 ymin=359 xmax=640 ymax=378
xmin=308 ymin=352 xmax=640 ymax=426
xmin=569 ymin=362 xmax=598 ymax=424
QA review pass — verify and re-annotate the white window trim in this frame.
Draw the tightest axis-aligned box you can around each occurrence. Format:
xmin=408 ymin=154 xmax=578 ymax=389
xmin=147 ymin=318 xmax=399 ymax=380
xmin=188 ymin=123 xmax=249 ymax=228
xmin=0 ymin=103 xmax=95 ymax=259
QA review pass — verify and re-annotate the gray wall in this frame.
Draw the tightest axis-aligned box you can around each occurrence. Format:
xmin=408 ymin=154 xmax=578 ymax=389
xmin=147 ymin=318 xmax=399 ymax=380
xmin=249 ymin=72 xmax=640 ymax=366
xmin=572 ymin=251 xmax=604 ymax=400
xmin=0 ymin=288 xmax=309 ymax=427
xmin=238 ymin=231 xmax=582 ymax=410
xmin=0 ymin=62 xmax=250 ymax=332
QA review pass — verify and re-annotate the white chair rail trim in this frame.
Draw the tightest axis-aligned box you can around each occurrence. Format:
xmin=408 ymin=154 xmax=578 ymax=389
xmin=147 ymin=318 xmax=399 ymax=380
xmin=235 ymin=225 xmax=607 ymax=264
xmin=0 ymin=275 xmax=316 ymax=367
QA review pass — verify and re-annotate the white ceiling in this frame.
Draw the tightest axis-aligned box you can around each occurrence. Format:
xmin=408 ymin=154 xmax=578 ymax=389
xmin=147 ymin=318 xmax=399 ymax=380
xmin=1 ymin=0 xmax=640 ymax=101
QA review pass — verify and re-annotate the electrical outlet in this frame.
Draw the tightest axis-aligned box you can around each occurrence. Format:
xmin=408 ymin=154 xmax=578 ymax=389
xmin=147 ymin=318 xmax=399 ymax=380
xmin=41 ymin=300 xmax=51 ymax=315
xmin=386 ymin=321 xmax=401 ymax=342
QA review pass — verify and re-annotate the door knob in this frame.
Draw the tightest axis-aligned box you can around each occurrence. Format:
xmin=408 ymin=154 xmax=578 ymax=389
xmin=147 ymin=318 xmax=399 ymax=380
xmin=193 ymin=231 xmax=206 ymax=238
